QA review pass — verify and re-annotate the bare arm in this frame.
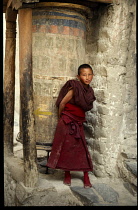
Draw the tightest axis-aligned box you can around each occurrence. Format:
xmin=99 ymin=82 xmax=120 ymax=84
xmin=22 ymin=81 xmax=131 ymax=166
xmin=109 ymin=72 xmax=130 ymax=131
xmin=58 ymin=89 xmax=74 ymax=118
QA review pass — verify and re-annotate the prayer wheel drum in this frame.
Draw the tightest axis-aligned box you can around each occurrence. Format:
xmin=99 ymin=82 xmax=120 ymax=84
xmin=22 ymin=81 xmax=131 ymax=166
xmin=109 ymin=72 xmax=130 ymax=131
xmin=32 ymin=2 xmax=89 ymax=143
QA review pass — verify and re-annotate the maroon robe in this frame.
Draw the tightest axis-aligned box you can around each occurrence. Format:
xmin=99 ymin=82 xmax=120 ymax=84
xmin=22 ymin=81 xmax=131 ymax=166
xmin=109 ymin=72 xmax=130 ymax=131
xmin=46 ymin=80 xmax=96 ymax=171
xmin=56 ymin=80 xmax=96 ymax=111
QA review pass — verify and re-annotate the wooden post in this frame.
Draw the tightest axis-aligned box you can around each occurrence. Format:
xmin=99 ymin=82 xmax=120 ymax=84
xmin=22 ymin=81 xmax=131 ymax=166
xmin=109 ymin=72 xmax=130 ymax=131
xmin=18 ymin=8 xmax=38 ymax=187
xmin=3 ymin=8 xmax=17 ymax=156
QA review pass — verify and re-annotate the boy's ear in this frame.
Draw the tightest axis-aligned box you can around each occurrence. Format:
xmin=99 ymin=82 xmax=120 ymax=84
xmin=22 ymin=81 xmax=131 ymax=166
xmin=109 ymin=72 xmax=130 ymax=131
xmin=77 ymin=75 xmax=80 ymax=80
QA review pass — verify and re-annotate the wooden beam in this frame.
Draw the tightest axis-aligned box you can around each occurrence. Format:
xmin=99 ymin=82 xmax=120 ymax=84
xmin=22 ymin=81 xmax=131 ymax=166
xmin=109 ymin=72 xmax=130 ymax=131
xmin=5 ymin=7 xmax=18 ymax=21
xmin=3 ymin=0 xmax=114 ymax=12
xmin=7 ymin=0 xmax=12 ymax=8
xmin=4 ymin=7 xmax=17 ymax=156
xmin=87 ymin=0 xmax=113 ymax=3
xmin=11 ymin=0 xmax=39 ymax=10
xmin=18 ymin=8 xmax=38 ymax=187
xmin=12 ymin=0 xmax=22 ymax=10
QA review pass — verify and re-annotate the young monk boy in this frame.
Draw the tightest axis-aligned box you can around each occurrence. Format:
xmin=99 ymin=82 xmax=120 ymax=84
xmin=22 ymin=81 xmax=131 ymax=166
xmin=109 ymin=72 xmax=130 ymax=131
xmin=46 ymin=64 xmax=96 ymax=188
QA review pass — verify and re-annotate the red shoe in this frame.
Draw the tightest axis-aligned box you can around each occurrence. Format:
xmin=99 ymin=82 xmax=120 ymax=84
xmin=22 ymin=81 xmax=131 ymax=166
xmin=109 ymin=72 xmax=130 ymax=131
xmin=83 ymin=172 xmax=92 ymax=188
xmin=63 ymin=171 xmax=71 ymax=186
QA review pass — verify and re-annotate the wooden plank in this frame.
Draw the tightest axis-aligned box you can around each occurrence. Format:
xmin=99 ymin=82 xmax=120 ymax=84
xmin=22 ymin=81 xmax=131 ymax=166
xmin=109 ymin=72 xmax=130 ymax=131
xmin=36 ymin=145 xmax=52 ymax=151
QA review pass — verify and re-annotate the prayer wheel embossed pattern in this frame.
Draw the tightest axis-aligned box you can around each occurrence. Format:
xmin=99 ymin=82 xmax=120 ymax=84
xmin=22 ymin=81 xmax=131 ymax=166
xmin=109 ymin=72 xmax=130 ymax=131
xmin=32 ymin=7 xmax=87 ymax=143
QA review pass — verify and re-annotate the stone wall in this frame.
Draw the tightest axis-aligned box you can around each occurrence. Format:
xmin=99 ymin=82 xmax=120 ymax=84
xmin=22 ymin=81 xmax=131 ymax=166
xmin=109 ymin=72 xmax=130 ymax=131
xmin=4 ymin=156 xmax=24 ymax=206
xmin=85 ymin=0 xmax=136 ymax=178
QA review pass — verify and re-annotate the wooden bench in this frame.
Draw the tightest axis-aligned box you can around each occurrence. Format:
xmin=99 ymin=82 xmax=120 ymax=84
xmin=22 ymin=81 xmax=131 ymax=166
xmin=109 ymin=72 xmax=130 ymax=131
xmin=16 ymin=132 xmax=52 ymax=174
xmin=36 ymin=143 xmax=52 ymax=174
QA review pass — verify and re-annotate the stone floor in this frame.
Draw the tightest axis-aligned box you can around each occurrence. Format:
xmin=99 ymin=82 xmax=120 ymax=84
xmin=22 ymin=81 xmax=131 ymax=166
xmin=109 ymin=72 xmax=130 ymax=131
xmin=38 ymin=160 xmax=137 ymax=206
xmin=13 ymin=138 xmax=137 ymax=206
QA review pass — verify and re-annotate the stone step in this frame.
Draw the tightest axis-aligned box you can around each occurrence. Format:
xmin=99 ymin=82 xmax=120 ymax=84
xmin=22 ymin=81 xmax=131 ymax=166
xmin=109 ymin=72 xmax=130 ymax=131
xmin=124 ymin=160 xmax=137 ymax=177
xmin=118 ymin=158 xmax=137 ymax=196
xmin=121 ymin=145 xmax=137 ymax=159
xmin=70 ymin=182 xmax=137 ymax=206
xmin=123 ymin=160 xmax=137 ymax=195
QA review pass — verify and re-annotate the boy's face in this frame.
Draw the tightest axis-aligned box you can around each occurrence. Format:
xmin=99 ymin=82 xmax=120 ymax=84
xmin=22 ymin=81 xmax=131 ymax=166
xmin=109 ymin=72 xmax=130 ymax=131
xmin=77 ymin=68 xmax=93 ymax=86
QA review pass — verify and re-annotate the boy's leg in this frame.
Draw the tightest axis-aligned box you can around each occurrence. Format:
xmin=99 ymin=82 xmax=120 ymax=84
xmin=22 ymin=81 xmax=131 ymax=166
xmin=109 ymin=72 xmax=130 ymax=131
xmin=63 ymin=171 xmax=71 ymax=186
xmin=83 ymin=171 xmax=92 ymax=188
